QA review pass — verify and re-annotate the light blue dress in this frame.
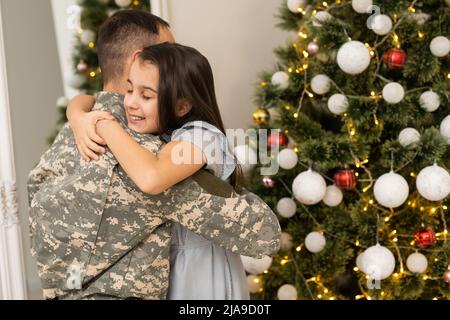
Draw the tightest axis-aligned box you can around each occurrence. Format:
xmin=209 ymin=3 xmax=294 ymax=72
xmin=165 ymin=121 xmax=249 ymax=300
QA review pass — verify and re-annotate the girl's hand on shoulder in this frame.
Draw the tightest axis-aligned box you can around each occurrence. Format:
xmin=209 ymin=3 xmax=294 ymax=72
xmin=71 ymin=111 xmax=115 ymax=161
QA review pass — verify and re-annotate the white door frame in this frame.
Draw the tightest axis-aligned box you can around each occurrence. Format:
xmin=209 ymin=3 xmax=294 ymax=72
xmin=151 ymin=0 xmax=170 ymax=23
xmin=0 ymin=2 xmax=27 ymax=300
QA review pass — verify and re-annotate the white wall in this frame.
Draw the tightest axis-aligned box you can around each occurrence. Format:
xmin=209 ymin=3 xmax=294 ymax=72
xmin=166 ymin=0 xmax=288 ymax=130
xmin=51 ymin=0 xmax=77 ymax=99
xmin=1 ymin=0 xmax=64 ymax=299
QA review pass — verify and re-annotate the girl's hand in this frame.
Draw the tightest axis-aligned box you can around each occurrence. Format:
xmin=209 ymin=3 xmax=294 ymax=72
xmin=70 ymin=111 xmax=115 ymax=161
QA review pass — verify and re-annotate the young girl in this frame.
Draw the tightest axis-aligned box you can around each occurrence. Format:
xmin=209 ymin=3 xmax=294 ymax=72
xmin=68 ymin=43 xmax=249 ymax=299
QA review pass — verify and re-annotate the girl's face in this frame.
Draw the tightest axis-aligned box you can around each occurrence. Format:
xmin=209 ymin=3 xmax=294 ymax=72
xmin=124 ymin=60 xmax=160 ymax=134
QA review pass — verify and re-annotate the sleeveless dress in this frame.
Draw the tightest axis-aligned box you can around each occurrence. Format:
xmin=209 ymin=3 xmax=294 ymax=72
xmin=164 ymin=121 xmax=249 ymax=300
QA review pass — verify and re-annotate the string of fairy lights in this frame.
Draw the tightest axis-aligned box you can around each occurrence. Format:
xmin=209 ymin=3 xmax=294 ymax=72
xmin=249 ymin=0 xmax=450 ymax=300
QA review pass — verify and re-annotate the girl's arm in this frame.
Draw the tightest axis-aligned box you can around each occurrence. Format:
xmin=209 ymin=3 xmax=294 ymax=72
xmin=66 ymin=94 xmax=115 ymax=161
xmin=96 ymin=119 xmax=206 ymax=195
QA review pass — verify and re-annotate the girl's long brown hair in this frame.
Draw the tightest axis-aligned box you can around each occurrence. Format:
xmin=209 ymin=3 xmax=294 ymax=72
xmin=139 ymin=43 xmax=242 ymax=188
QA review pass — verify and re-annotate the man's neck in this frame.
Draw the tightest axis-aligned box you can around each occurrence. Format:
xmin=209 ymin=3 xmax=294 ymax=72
xmin=103 ymin=80 xmax=127 ymax=96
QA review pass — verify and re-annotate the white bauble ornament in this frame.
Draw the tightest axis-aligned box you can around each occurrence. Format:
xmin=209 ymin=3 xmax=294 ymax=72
xmin=430 ymin=36 xmax=450 ymax=58
xmin=241 ymin=255 xmax=273 ymax=275
xmin=305 ymin=232 xmax=326 ymax=253
xmin=292 ymin=169 xmax=327 ymax=205
xmin=271 ymin=71 xmax=289 ymax=90
xmin=234 ymin=145 xmax=258 ymax=173
xmin=440 ymin=115 xmax=450 ymax=144
xmin=278 ymin=149 xmax=298 ymax=170
xmin=416 ymin=163 xmax=450 ymax=201
xmin=382 ymin=82 xmax=404 ymax=104
xmin=277 ymin=284 xmax=298 ymax=300
xmin=311 ymin=74 xmax=331 ymax=95
xmin=373 ymin=171 xmax=409 ymax=208
xmin=287 ymin=0 xmax=307 ymax=13
xmin=413 ymin=12 xmax=431 ymax=26
xmin=356 ymin=252 xmax=366 ymax=272
xmin=307 ymin=41 xmax=320 ymax=54
xmin=371 ymin=14 xmax=392 ymax=35
xmin=398 ymin=128 xmax=420 ymax=147
xmin=247 ymin=275 xmax=263 ymax=293
xmin=312 ymin=11 xmax=332 ymax=27
xmin=352 ymin=0 xmax=373 ymax=13
xmin=80 ymin=29 xmax=96 ymax=45
xmin=115 ymin=0 xmax=132 ymax=7
xmin=328 ymin=94 xmax=349 ymax=115
xmin=276 ymin=197 xmax=297 ymax=218
xmin=56 ymin=96 xmax=69 ymax=107
xmin=420 ymin=90 xmax=440 ymax=112
xmin=336 ymin=41 xmax=371 ymax=75
xmin=361 ymin=244 xmax=395 ymax=280
xmin=406 ymin=252 xmax=428 ymax=274
xmin=322 ymin=185 xmax=343 ymax=207
xmin=280 ymin=232 xmax=294 ymax=251
xmin=66 ymin=73 xmax=86 ymax=89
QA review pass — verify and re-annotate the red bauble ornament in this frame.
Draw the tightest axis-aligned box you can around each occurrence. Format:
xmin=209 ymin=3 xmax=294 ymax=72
xmin=262 ymin=176 xmax=276 ymax=188
xmin=414 ymin=227 xmax=437 ymax=249
xmin=267 ymin=132 xmax=289 ymax=149
xmin=383 ymin=48 xmax=407 ymax=70
xmin=334 ymin=169 xmax=357 ymax=190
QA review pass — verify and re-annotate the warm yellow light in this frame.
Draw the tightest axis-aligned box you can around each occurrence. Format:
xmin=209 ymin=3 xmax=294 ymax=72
xmin=133 ymin=0 xmax=140 ymax=5
xmin=393 ymin=273 xmax=399 ymax=278
xmin=350 ymin=129 xmax=356 ymax=136
xmin=307 ymin=92 xmax=314 ymax=98
xmin=298 ymin=32 xmax=308 ymax=39
xmin=393 ymin=237 xmax=398 ymax=242
xmin=410 ymin=240 xmax=415 ymax=246
xmin=418 ymin=31 xmax=425 ymax=39
xmin=302 ymin=50 xmax=309 ymax=58
xmin=408 ymin=6 xmax=416 ymax=12
xmin=420 ymin=206 xmax=425 ymax=212
xmin=355 ymin=294 xmax=364 ymax=300
xmin=423 ymin=275 xmax=428 ymax=280
xmin=447 ymin=73 xmax=450 ymax=80
xmin=410 ymin=172 xmax=416 ymax=177
xmin=390 ymin=230 xmax=397 ymax=235
xmin=369 ymin=199 xmax=374 ymax=204
xmin=363 ymin=206 xmax=368 ymax=211
xmin=322 ymin=2 xmax=328 ymax=7
xmin=384 ymin=217 xmax=390 ymax=222
xmin=296 ymin=246 xmax=302 ymax=252
xmin=324 ymin=288 xmax=329 ymax=293
xmin=89 ymin=71 xmax=96 ymax=78
xmin=353 ymin=267 xmax=359 ymax=272
xmin=355 ymin=240 xmax=360 ymax=246
xmin=434 ymin=258 xmax=439 ymax=262
xmin=329 ymin=297 xmax=336 ymax=300
xmin=280 ymin=259 xmax=289 ymax=266
xmin=443 ymin=205 xmax=448 ymax=210
xmin=303 ymin=64 xmax=309 ymax=70
xmin=367 ymin=296 xmax=372 ymax=300
xmin=370 ymin=91 xmax=376 ymax=96
xmin=288 ymin=68 xmax=293 ymax=73
xmin=78 ymin=28 xmax=83 ymax=35
xmin=355 ymin=172 xmax=359 ymax=177
xmin=254 ymin=277 xmax=260 ymax=283
xmin=432 ymin=297 xmax=438 ymax=300
xmin=381 ymin=291 xmax=385 ymax=296
xmin=293 ymin=113 xmax=299 ymax=118
xmin=444 ymin=229 xmax=448 ymax=235
xmin=317 ymin=294 xmax=322 ymax=299
xmin=260 ymin=81 xmax=268 ymax=87
xmin=430 ymin=208 xmax=437 ymax=214
xmin=88 ymin=42 xmax=95 ymax=48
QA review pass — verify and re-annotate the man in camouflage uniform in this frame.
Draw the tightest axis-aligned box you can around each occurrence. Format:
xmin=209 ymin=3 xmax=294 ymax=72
xmin=27 ymin=11 xmax=281 ymax=300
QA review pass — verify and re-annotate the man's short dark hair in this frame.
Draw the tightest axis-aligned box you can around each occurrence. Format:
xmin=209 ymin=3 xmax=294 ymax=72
xmin=97 ymin=10 xmax=170 ymax=84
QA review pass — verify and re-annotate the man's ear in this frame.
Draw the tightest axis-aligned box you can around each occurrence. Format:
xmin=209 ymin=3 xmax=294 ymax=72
xmin=176 ymin=99 xmax=193 ymax=117
xmin=131 ymin=50 xmax=142 ymax=62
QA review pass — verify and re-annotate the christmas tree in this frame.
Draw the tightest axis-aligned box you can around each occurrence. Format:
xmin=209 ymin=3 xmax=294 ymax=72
xmin=244 ymin=0 xmax=450 ymax=300
xmin=48 ymin=0 xmax=151 ymax=145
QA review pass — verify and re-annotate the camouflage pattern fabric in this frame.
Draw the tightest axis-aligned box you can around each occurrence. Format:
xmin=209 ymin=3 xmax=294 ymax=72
xmin=28 ymin=92 xmax=281 ymax=300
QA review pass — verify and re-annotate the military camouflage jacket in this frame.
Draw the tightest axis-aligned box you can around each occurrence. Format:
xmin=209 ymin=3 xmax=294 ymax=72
xmin=27 ymin=92 xmax=281 ymax=300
